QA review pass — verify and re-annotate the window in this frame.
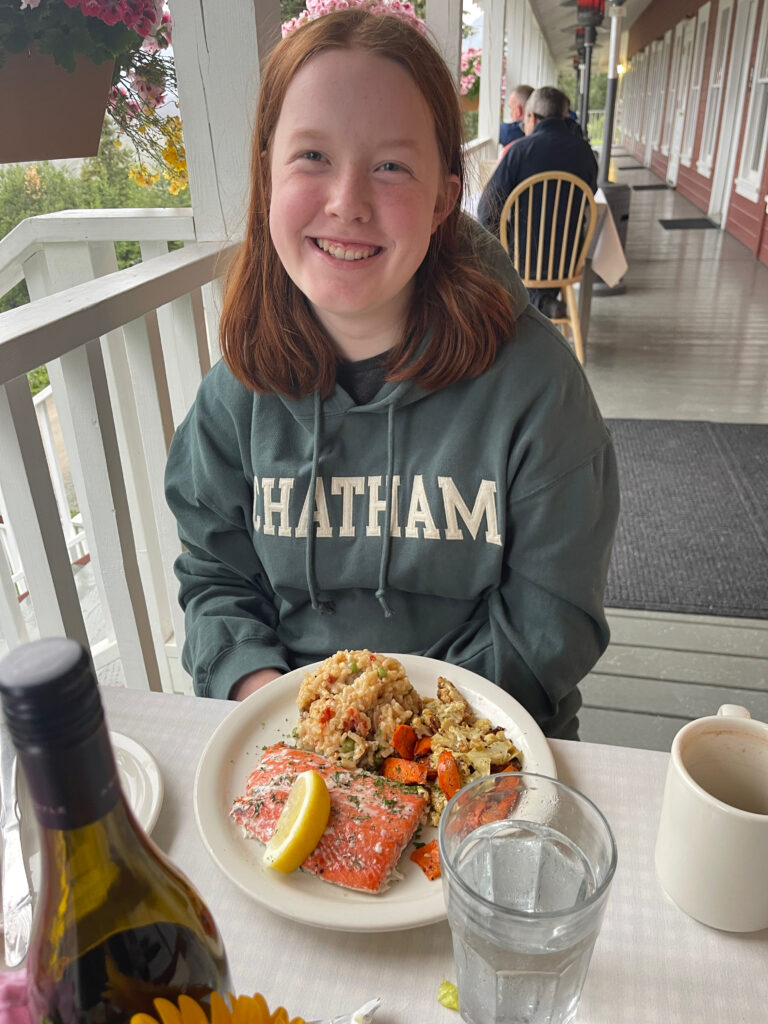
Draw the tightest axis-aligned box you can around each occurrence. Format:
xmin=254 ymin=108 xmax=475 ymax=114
xmin=662 ymin=22 xmax=685 ymax=153
xmin=621 ymin=64 xmax=638 ymax=138
xmin=682 ymin=4 xmax=711 ymax=165
xmin=697 ymin=0 xmax=735 ymax=176
xmin=651 ymin=32 xmax=672 ymax=151
xmin=736 ymin=0 xmax=768 ymax=198
xmin=641 ymin=44 xmax=658 ymax=144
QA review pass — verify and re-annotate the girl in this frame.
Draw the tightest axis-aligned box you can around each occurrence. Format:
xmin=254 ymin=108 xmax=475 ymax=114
xmin=165 ymin=9 xmax=619 ymax=739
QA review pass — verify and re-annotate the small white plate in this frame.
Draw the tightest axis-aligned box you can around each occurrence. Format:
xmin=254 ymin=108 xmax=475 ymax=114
xmin=110 ymin=731 xmax=164 ymax=835
xmin=194 ymin=654 xmax=556 ymax=933
xmin=18 ymin=731 xmax=164 ymax=895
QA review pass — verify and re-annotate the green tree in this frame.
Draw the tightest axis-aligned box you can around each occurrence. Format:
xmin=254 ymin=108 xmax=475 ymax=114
xmin=0 ymin=121 xmax=190 ymax=392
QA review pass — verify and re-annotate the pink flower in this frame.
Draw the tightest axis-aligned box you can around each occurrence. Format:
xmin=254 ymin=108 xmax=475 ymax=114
xmin=19 ymin=0 xmax=43 ymax=9
xmin=284 ymin=0 xmax=426 ymax=36
xmin=81 ymin=0 xmax=124 ymax=27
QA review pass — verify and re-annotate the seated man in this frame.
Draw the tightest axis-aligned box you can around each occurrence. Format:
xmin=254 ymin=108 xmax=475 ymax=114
xmin=479 ymin=86 xmax=598 ymax=320
xmin=499 ymin=84 xmax=533 ymax=148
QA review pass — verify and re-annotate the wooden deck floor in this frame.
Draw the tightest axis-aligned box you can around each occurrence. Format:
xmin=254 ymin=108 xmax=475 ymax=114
xmin=577 ymin=152 xmax=768 ymax=750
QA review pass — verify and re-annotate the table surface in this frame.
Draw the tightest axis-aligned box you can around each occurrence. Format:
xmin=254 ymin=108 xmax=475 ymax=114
xmin=102 ymin=688 xmax=768 ymax=1024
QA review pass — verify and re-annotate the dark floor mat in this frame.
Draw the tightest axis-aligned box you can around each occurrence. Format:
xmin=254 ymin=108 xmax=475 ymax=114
xmin=632 ymin=184 xmax=670 ymax=191
xmin=604 ymin=420 xmax=768 ymax=619
xmin=659 ymin=218 xmax=718 ymax=230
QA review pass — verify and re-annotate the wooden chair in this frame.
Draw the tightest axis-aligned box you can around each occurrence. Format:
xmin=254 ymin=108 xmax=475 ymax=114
xmin=499 ymin=170 xmax=598 ymax=364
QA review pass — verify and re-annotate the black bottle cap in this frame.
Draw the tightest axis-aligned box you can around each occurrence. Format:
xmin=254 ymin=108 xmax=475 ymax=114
xmin=0 ymin=638 xmax=104 ymax=751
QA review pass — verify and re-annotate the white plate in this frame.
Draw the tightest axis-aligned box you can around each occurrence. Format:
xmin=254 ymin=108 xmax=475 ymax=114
xmin=18 ymin=731 xmax=164 ymax=894
xmin=193 ymin=654 xmax=556 ymax=933
xmin=110 ymin=731 xmax=164 ymax=835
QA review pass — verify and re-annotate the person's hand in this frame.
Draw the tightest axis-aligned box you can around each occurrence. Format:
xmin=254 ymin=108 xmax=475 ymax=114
xmin=229 ymin=667 xmax=282 ymax=701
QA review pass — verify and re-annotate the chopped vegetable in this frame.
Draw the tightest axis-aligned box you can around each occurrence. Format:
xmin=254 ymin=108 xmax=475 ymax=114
xmin=437 ymin=750 xmax=462 ymax=800
xmin=410 ymin=838 xmax=441 ymax=880
xmin=377 ymin=666 xmax=388 ymax=678
xmin=437 ymin=981 xmax=459 ymax=1011
xmin=348 ymin=660 xmax=359 ymax=672
xmin=413 ymin=736 xmax=432 ymax=758
xmin=381 ymin=756 xmax=429 ymax=785
xmin=392 ymin=723 xmax=418 ymax=760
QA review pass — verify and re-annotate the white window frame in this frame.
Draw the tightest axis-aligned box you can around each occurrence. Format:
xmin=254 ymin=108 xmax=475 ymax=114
xmin=682 ymin=3 xmax=711 ymax=166
xmin=634 ymin=50 xmax=648 ymax=140
xmin=624 ymin=61 xmax=636 ymax=138
xmin=651 ymin=32 xmax=673 ymax=151
xmin=662 ymin=22 xmax=685 ymax=154
xmin=697 ymin=0 xmax=735 ymax=177
xmin=641 ymin=44 xmax=657 ymax=144
xmin=735 ymin=0 xmax=768 ymax=200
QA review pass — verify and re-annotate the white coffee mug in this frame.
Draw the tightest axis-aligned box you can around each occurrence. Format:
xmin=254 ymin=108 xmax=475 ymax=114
xmin=654 ymin=705 xmax=768 ymax=932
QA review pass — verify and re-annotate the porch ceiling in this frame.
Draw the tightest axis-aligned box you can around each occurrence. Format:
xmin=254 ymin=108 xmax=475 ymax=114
xmin=527 ymin=0 xmax=655 ymax=71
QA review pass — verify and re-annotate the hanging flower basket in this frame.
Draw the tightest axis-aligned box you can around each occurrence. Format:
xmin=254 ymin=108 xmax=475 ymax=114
xmin=460 ymin=95 xmax=479 ymax=112
xmin=0 ymin=47 xmax=114 ymax=163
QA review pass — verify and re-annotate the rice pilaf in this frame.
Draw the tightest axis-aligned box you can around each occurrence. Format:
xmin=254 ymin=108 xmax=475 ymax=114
xmin=296 ymin=649 xmax=422 ymax=770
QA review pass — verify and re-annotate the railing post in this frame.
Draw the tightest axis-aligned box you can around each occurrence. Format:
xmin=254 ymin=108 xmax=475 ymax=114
xmin=21 ymin=243 xmax=162 ymax=690
xmin=0 ymin=378 xmax=88 ymax=646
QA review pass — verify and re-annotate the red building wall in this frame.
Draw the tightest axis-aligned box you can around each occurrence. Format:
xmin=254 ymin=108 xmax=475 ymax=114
xmin=628 ymin=0 xmax=709 ymax=58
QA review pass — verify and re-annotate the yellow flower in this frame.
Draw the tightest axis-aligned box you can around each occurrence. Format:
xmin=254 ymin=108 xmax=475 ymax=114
xmin=114 ymin=139 xmax=123 ymax=147
xmin=130 ymin=992 xmax=307 ymax=1024
xmin=129 ymin=163 xmax=161 ymax=189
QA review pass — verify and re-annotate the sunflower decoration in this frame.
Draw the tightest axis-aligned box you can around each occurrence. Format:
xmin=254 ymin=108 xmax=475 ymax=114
xmin=130 ymin=992 xmax=307 ymax=1024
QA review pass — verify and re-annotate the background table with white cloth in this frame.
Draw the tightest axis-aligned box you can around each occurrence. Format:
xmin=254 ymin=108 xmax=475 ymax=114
xmin=102 ymin=688 xmax=768 ymax=1024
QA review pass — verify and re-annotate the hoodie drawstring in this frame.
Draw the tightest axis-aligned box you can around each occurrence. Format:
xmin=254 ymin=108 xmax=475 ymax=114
xmin=375 ymin=401 xmax=395 ymax=618
xmin=305 ymin=392 xmax=334 ymax=615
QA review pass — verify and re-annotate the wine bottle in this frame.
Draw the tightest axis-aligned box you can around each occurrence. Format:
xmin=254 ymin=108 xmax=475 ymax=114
xmin=0 ymin=637 xmax=233 ymax=1024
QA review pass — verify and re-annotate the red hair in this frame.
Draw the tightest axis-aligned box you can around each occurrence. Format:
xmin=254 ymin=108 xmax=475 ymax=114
xmin=219 ymin=8 xmax=514 ymax=397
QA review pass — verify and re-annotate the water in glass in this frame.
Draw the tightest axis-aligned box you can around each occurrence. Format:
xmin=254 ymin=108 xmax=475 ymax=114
xmin=449 ymin=819 xmax=600 ymax=1024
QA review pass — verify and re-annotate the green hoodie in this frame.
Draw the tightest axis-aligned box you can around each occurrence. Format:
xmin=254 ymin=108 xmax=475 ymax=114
xmin=165 ymin=220 xmax=619 ymax=738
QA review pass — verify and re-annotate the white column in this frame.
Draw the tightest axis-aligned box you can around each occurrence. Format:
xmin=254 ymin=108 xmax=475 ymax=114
xmin=479 ymin=0 xmax=507 ymax=145
xmin=425 ymin=0 xmax=463 ymax=80
xmin=171 ymin=0 xmax=282 ymax=243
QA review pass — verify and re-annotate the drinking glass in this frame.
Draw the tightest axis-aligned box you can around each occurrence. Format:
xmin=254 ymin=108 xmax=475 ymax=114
xmin=438 ymin=772 xmax=617 ymax=1024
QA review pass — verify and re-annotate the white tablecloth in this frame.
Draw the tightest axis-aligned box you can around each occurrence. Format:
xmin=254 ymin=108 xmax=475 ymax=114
xmin=591 ymin=189 xmax=628 ymax=288
xmin=102 ymin=689 xmax=768 ymax=1024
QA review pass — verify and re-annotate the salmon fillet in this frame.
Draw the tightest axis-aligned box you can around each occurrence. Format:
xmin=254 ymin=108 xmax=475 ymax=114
xmin=230 ymin=742 xmax=427 ymax=893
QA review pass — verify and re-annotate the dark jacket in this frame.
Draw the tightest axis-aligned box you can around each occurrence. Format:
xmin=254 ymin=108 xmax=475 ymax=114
xmin=499 ymin=119 xmax=525 ymax=146
xmin=478 ymin=117 xmax=598 ymax=272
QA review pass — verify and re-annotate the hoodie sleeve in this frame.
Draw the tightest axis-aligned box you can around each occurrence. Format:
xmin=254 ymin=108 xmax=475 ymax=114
xmin=424 ymin=310 xmax=619 ymax=739
xmin=427 ymin=436 xmax=618 ymax=739
xmin=165 ymin=365 xmax=290 ymax=698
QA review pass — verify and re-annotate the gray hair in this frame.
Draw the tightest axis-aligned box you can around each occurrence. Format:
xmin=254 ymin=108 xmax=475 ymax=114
xmin=510 ymin=84 xmax=534 ymax=106
xmin=525 ymin=86 xmax=569 ymax=120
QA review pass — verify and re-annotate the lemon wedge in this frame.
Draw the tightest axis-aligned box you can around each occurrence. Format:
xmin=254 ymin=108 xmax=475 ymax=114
xmin=263 ymin=769 xmax=331 ymax=873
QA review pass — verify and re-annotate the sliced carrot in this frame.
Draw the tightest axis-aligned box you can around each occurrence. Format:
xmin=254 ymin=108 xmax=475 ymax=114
xmin=437 ymin=750 xmax=462 ymax=800
xmin=413 ymin=736 xmax=432 ymax=758
xmin=381 ymin=756 xmax=429 ymax=786
xmin=392 ymin=723 xmax=418 ymax=760
xmin=410 ymin=839 xmax=441 ymax=880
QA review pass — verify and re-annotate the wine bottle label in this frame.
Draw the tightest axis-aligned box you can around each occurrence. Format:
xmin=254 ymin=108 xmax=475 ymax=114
xmin=20 ymin=724 xmax=120 ymax=829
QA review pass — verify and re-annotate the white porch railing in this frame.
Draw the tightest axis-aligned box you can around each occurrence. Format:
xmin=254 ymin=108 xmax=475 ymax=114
xmin=0 ymin=209 xmax=236 ymax=691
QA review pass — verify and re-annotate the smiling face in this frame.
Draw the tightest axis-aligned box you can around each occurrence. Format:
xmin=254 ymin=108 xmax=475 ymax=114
xmin=268 ymin=48 xmax=460 ymax=360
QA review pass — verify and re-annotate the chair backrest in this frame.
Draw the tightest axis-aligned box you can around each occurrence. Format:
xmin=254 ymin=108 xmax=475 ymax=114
xmin=499 ymin=171 xmax=598 ymax=288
